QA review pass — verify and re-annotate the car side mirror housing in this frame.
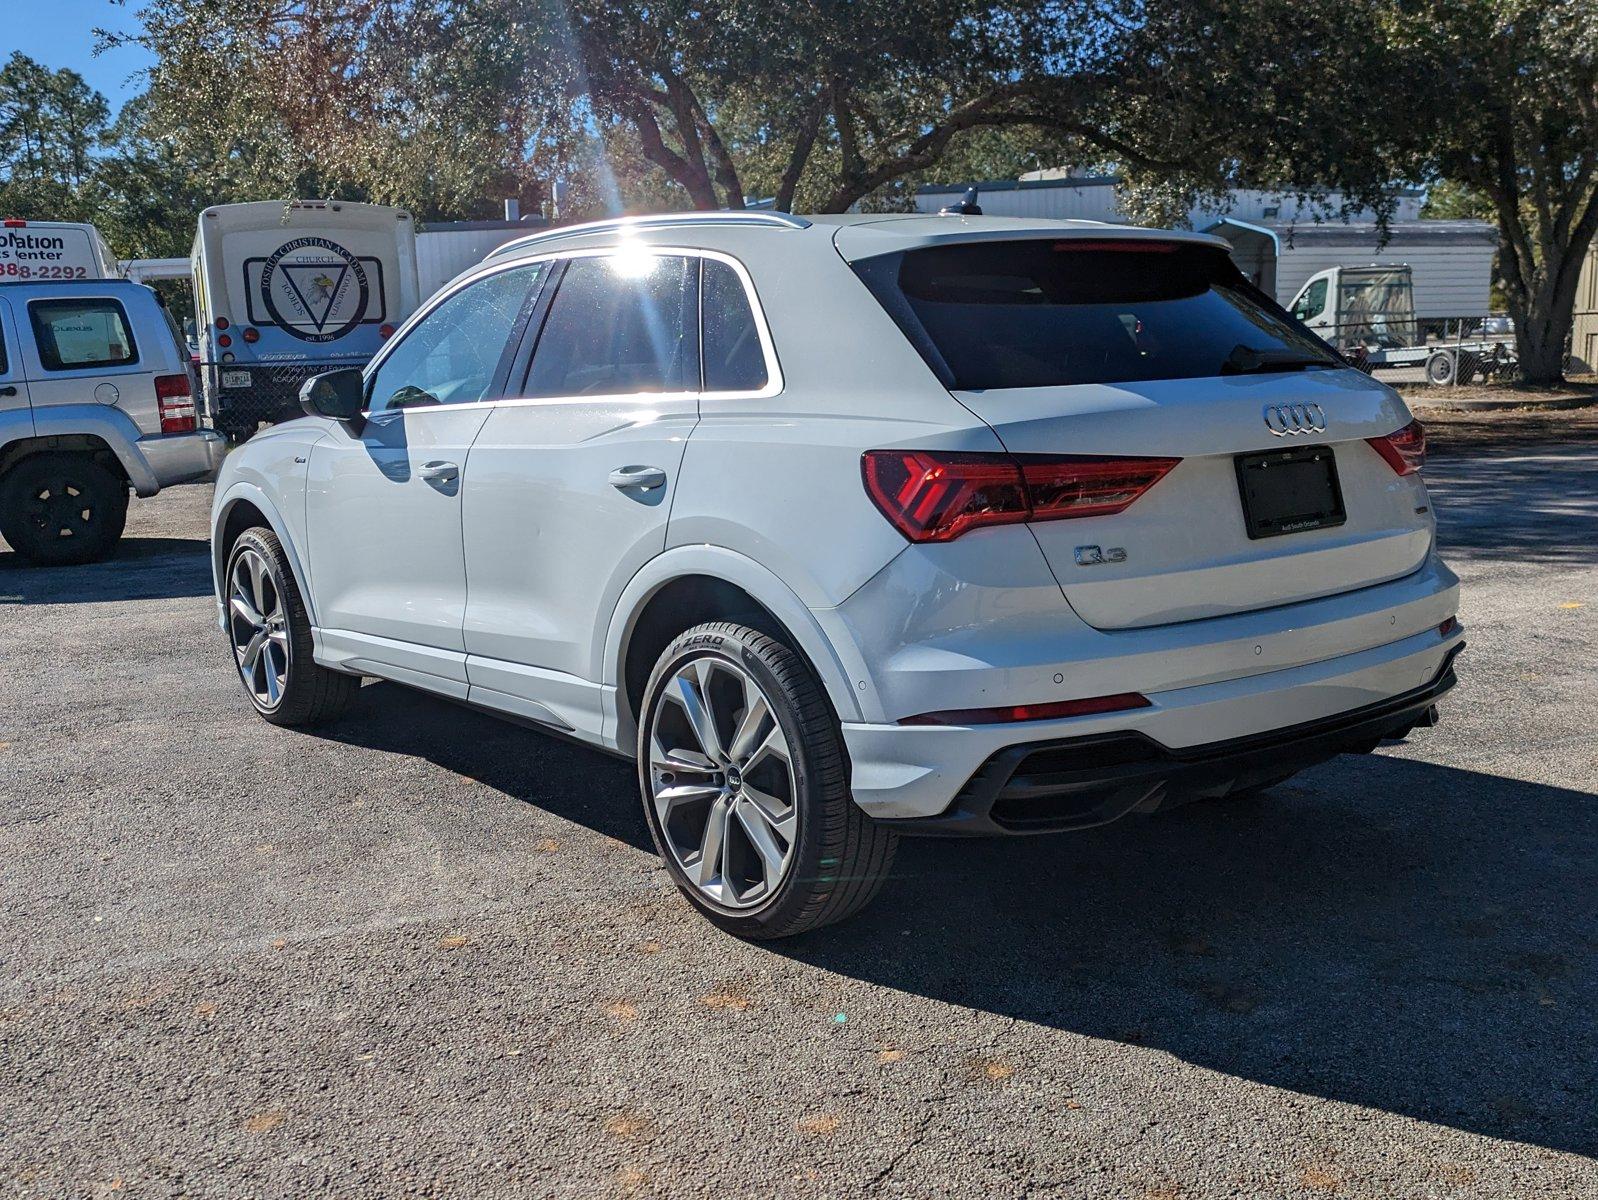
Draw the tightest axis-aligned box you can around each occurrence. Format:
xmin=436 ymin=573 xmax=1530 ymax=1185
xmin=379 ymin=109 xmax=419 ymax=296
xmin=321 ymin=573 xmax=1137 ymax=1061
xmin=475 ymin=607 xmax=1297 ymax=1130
xmin=299 ymin=368 xmax=366 ymax=433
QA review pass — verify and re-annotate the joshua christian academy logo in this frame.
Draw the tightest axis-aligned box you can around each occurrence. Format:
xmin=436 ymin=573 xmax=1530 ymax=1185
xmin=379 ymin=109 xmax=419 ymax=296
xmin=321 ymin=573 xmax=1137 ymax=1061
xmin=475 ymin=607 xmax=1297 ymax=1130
xmin=259 ymin=237 xmax=371 ymax=342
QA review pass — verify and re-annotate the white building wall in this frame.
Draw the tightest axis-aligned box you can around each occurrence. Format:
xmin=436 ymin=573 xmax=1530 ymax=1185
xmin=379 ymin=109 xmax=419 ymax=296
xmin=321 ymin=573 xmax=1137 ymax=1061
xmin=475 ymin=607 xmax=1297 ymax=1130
xmin=1275 ymin=242 xmax=1496 ymax=318
xmin=416 ymin=226 xmax=535 ymax=298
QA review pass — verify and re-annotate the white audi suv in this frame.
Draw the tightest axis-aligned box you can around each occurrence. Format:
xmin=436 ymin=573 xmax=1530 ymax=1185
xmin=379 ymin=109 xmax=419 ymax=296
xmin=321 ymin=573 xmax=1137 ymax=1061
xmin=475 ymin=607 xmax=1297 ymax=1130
xmin=210 ymin=211 xmax=1462 ymax=937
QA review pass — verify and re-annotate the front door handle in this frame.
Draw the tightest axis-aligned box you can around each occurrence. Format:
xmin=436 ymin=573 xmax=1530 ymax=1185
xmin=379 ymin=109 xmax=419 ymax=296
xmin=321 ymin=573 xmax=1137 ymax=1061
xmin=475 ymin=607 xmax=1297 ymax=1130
xmin=608 ymin=465 xmax=667 ymax=491
xmin=0 ymin=385 xmax=16 ymax=397
xmin=418 ymin=460 xmax=459 ymax=483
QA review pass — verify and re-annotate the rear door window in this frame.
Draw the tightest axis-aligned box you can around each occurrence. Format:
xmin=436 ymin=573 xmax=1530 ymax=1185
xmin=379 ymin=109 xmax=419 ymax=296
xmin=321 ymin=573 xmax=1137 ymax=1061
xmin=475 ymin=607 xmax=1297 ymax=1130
xmin=524 ymin=253 xmax=697 ymax=397
xmin=855 ymin=240 xmax=1337 ymax=389
xmin=28 ymin=297 xmax=139 ymax=371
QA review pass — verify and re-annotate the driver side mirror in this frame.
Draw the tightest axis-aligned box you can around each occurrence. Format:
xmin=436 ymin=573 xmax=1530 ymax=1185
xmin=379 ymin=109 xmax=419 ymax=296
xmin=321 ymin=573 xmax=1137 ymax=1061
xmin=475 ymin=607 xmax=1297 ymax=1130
xmin=299 ymin=368 xmax=366 ymax=433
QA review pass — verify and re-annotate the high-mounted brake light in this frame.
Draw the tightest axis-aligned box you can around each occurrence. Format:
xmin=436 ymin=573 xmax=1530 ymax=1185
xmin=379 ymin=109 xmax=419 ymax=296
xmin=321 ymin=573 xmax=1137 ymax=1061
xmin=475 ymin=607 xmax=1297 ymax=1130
xmin=1054 ymin=239 xmax=1177 ymax=253
xmin=901 ymin=692 xmax=1152 ymax=726
xmin=155 ymin=374 xmax=196 ymax=434
xmin=861 ymin=449 xmax=1179 ymax=543
xmin=3 ymin=218 xmax=26 ymax=228
xmin=1367 ymin=418 xmax=1426 ymax=476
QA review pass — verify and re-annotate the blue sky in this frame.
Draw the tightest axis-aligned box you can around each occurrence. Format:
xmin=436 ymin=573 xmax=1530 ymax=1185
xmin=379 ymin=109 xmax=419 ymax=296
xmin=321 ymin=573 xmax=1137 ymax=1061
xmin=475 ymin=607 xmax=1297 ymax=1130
xmin=4 ymin=0 xmax=156 ymax=111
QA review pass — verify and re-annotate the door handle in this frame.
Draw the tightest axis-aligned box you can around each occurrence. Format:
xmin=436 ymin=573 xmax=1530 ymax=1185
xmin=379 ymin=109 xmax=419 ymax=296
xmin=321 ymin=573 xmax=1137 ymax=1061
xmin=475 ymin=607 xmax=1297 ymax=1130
xmin=418 ymin=460 xmax=459 ymax=483
xmin=608 ymin=465 xmax=667 ymax=491
xmin=0 ymin=385 xmax=16 ymax=397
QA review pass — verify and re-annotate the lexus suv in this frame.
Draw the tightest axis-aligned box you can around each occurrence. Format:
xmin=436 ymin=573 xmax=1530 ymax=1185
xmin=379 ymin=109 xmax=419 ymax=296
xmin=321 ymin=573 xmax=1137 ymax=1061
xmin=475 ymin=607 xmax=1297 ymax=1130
xmin=210 ymin=212 xmax=1462 ymax=937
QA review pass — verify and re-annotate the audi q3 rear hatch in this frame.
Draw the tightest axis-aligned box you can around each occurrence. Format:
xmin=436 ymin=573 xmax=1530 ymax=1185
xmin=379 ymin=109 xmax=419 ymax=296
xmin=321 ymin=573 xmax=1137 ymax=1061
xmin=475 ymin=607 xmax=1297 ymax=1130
xmin=845 ymin=229 xmax=1433 ymax=630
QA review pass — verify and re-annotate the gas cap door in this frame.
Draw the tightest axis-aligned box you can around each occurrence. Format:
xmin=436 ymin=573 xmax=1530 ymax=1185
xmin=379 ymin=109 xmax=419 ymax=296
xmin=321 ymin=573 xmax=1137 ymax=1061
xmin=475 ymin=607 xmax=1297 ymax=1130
xmin=94 ymin=382 xmax=120 ymax=405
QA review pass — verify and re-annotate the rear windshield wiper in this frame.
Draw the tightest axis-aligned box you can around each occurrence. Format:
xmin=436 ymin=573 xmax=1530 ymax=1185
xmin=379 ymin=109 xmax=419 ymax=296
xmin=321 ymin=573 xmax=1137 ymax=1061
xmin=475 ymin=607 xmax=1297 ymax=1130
xmin=1221 ymin=344 xmax=1335 ymax=375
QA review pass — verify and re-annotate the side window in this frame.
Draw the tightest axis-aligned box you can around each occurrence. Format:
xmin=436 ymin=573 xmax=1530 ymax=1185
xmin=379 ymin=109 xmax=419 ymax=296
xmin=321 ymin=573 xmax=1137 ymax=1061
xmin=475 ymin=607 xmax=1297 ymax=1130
xmin=28 ymin=298 xmax=138 ymax=371
xmin=1293 ymin=278 xmax=1329 ymax=321
xmin=524 ymin=254 xmax=696 ymax=397
xmin=701 ymin=258 xmax=768 ymax=393
xmin=367 ymin=263 xmax=543 ymax=411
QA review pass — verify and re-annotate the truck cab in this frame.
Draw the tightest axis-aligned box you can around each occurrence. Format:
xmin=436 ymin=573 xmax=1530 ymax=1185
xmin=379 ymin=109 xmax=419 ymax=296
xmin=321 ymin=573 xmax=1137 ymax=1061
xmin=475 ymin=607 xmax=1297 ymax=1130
xmin=0 ymin=279 xmax=223 ymax=565
xmin=1289 ymin=264 xmax=1419 ymax=351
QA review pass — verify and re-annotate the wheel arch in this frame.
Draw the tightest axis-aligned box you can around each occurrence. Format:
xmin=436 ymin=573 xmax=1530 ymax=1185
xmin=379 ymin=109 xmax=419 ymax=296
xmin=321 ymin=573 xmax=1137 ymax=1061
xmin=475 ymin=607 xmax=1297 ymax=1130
xmin=211 ymin=482 xmax=318 ymax=628
xmin=605 ymin=546 xmax=867 ymax=754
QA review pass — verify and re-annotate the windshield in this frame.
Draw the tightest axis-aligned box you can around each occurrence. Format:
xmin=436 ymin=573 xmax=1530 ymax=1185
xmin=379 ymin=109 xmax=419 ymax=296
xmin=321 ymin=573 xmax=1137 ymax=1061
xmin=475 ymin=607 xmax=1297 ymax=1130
xmin=854 ymin=239 xmax=1338 ymax=389
xmin=1336 ymin=268 xmax=1417 ymax=349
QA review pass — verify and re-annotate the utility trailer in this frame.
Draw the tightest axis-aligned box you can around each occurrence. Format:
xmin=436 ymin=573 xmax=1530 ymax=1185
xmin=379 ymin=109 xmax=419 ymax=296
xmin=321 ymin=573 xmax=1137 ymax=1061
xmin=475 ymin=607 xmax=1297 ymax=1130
xmin=1287 ymin=264 xmax=1515 ymax=385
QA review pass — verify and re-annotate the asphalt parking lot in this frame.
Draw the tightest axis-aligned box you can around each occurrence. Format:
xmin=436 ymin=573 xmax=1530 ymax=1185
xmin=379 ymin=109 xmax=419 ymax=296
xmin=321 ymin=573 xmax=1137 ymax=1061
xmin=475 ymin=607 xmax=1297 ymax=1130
xmin=3 ymin=411 xmax=1595 ymax=1198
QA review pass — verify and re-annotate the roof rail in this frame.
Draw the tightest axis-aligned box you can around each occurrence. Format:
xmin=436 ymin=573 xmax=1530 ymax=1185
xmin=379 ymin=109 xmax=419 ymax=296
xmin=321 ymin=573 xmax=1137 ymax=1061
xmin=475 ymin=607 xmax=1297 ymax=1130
xmin=484 ymin=210 xmax=812 ymax=261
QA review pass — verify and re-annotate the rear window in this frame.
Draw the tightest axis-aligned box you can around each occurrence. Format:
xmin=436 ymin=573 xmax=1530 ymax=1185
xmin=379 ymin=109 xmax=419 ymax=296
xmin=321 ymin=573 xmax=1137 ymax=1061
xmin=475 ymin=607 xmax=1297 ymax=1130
xmin=855 ymin=240 xmax=1336 ymax=390
xmin=28 ymin=298 xmax=139 ymax=371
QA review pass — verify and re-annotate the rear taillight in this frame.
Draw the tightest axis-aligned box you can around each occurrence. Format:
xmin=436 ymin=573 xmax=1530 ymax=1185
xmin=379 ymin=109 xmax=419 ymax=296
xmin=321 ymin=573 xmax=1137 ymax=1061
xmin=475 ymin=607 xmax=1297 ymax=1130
xmin=241 ymin=326 xmax=259 ymax=344
xmin=861 ymin=449 xmax=1179 ymax=543
xmin=1367 ymin=419 xmax=1426 ymax=476
xmin=901 ymin=692 xmax=1152 ymax=726
xmin=379 ymin=323 xmax=396 ymax=339
xmin=155 ymin=373 xmax=196 ymax=434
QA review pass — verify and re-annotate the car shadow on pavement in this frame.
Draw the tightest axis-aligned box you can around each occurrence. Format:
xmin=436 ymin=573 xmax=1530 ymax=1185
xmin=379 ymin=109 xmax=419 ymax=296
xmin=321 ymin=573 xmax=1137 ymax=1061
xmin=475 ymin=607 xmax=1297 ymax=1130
xmin=318 ymin=681 xmax=651 ymax=851
xmin=304 ymin=682 xmax=1595 ymax=1157
xmin=778 ymin=753 xmax=1598 ymax=1159
xmin=1428 ymin=445 xmax=1598 ymax=565
xmin=0 ymin=536 xmax=214 ymax=604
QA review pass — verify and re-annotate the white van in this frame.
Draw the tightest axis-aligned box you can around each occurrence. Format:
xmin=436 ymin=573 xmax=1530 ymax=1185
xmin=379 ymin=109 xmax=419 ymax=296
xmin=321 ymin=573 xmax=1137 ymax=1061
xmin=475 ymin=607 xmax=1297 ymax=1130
xmin=192 ymin=201 xmax=421 ymax=440
xmin=0 ymin=219 xmax=120 ymax=281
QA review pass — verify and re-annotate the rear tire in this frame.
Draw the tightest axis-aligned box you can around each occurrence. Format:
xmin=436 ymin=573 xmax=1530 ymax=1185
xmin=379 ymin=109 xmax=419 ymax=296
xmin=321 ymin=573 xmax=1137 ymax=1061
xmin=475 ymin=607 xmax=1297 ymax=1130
xmin=637 ymin=621 xmax=896 ymax=938
xmin=0 ymin=453 xmax=127 ymax=565
xmin=224 ymin=526 xmax=358 ymax=726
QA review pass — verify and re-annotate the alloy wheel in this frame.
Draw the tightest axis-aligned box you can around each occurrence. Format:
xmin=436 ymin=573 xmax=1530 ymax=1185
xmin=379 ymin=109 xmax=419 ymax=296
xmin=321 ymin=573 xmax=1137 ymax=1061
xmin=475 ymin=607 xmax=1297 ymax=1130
xmin=228 ymin=547 xmax=290 ymax=709
xmin=647 ymin=656 xmax=798 ymax=909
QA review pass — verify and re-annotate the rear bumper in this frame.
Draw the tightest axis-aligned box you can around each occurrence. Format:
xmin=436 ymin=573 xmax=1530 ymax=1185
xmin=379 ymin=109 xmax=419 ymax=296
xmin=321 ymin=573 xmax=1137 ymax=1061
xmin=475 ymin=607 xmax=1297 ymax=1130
xmin=842 ymin=618 xmax=1465 ymax=824
xmin=135 ymin=429 xmax=226 ymax=494
xmin=877 ymin=643 xmax=1462 ymax=835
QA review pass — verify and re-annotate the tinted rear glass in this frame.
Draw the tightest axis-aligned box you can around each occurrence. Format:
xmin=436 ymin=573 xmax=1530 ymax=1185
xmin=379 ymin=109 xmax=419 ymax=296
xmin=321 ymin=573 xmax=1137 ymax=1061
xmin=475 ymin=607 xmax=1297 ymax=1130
xmin=857 ymin=240 xmax=1336 ymax=389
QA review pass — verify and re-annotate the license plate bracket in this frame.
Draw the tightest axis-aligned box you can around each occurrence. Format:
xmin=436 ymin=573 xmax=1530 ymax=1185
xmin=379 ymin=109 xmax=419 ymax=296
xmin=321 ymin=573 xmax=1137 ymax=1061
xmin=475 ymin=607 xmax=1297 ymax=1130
xmin=221 ymin=370 xmax=252 ymax=389
xmin=1234 ymin=444 xmax=1346 ymax=539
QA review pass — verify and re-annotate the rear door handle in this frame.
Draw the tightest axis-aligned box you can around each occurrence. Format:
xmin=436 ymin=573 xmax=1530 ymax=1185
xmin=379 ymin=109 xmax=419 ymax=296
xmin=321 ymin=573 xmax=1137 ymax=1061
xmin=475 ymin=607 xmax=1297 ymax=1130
xmin=608 ymin=465 xmax=667 ymax=491
xmin=418 ymin=460 xmax=459 ymax=483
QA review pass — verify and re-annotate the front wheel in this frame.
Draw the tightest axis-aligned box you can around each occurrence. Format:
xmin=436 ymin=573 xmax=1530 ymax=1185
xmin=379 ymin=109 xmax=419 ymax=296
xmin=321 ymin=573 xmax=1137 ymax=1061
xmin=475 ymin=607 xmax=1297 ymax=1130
xmin=224 ymin=527 xmax=358 ymax=726
xmin=637 ymin=622 xmax=896 ymax=939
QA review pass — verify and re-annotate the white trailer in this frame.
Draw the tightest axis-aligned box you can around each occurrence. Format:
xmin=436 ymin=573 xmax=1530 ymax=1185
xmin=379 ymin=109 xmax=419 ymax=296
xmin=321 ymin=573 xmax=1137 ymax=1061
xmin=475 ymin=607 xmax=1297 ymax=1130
xmin=415 ymin=219 xmax=548 ymax=298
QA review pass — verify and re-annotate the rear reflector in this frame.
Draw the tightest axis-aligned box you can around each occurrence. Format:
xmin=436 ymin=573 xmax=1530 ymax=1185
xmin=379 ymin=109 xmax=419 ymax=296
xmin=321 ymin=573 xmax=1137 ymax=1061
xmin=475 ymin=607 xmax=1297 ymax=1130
xmin=1439 ymin=616 xmax=1458 ymax=637
xmin=155 ymin=373 xmax=196 ymax=434
xmin=862 ymin=449 xmax=1178 ymax=543
xmin=1367 ymin=418 xmax=1426 ymax=475
xmin=901 ymin=692 xmax=1152 ymax=726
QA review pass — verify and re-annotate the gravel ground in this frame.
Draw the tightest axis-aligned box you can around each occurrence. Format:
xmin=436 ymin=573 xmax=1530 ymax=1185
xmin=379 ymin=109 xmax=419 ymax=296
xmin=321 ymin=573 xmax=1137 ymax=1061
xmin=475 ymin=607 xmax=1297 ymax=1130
xmin=2 ymin=414 xmax=1595 ymax=1198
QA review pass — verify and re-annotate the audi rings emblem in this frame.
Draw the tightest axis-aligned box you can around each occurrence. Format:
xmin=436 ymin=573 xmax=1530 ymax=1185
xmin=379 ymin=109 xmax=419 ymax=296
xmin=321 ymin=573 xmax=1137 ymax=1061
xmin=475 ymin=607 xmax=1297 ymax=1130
xmin=1263 ymin=403 xmax=1328 ymax=436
